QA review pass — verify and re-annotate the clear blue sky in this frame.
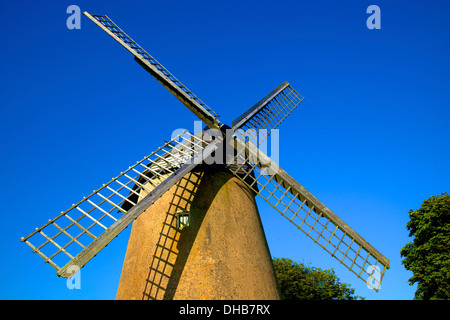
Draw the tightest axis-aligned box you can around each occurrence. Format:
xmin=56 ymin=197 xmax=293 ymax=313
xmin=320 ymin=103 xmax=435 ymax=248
xmin=1 ymin=0 xmax=449 ymax=300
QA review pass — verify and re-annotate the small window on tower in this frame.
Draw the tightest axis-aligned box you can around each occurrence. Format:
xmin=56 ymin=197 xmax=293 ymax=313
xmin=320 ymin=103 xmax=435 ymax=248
xmin=176 ymin=210 xmax=190 ymax=229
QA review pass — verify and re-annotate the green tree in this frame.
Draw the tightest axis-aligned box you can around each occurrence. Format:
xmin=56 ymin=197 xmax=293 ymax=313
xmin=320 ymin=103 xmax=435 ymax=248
xmin=272 ymin=257 xmax=363 ymax=300
xmin=400 ymin=193 xmax=450 ymax=300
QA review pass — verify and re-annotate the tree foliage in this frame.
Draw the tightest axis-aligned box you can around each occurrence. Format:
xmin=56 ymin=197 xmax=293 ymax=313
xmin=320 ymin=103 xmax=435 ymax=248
xmin=272 ymin=257 xmax=363 ymax=300
xmin=400 ymin=193 xmax=450 ymax=300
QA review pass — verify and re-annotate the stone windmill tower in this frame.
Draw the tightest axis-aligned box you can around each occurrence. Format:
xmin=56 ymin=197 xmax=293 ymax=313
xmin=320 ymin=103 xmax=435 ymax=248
xmin=21 ymin=12 xmax=389 ymax=300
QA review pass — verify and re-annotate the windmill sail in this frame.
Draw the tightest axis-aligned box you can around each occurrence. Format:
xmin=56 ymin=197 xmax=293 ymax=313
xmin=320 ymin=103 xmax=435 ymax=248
xmin=227 ymin=137 xmax=390 ymax=291
xmin=21 ymin=131 xmax=220 ymax=278
xmin=231 ymin=81 xmax=304 ymax=145
xmin=83 ymin=12 xmax=221 ymax=130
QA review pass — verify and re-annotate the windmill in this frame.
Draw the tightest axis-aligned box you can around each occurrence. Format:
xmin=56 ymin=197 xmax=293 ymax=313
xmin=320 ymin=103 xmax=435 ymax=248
xmin=21 ymin=12 xmax=390 ymax=299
